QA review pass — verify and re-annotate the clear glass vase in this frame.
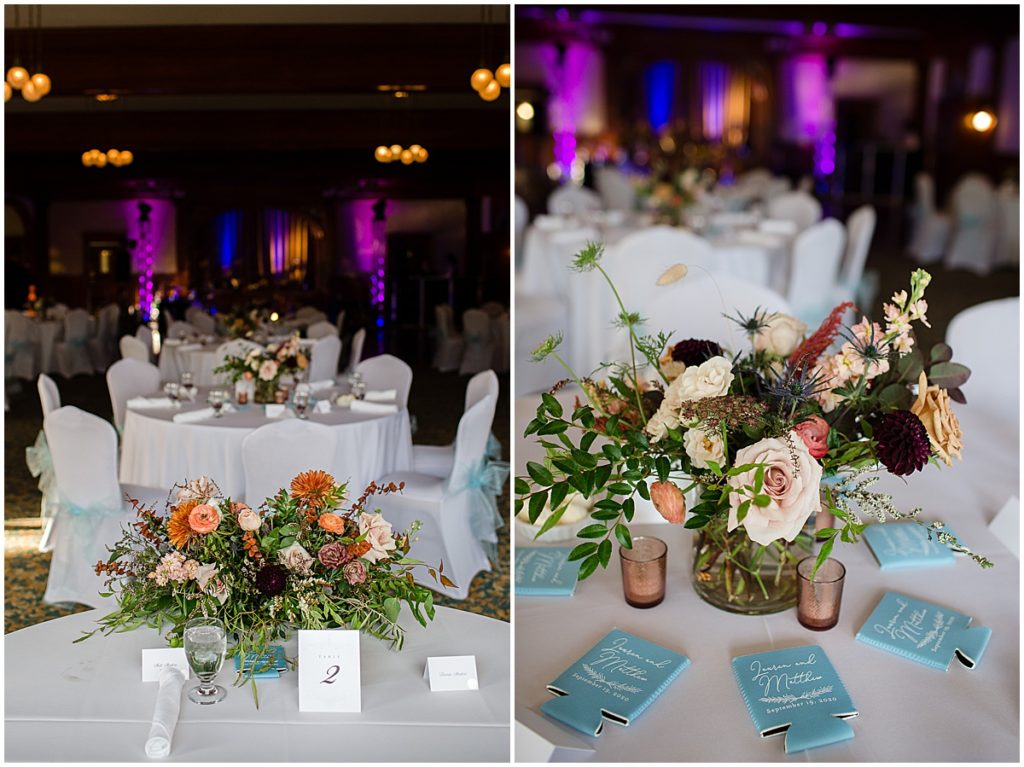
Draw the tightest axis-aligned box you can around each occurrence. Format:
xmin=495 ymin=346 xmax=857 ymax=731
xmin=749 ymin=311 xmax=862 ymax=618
xmin=691 ymin=510 xmax=815 ymax=615
xmin=254 ymin=379 xmax=278 ymax=404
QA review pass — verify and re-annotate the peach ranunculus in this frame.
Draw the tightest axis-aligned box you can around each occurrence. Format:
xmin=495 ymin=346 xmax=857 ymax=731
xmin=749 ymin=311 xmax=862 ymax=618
xmin=649 ymin=481 xmax=686 ymax=524
xmin=188 ymin=504 xmax=220 ymax=534
xmin=793 ymin=415 xmax=831 ymax=460
xmin=318 ymin=513 xmax=346 ymax=534
xmin=357 ymin=511 xmax=397 ymax=563
xmin=727 ymin=432 xmax=823 ymax=546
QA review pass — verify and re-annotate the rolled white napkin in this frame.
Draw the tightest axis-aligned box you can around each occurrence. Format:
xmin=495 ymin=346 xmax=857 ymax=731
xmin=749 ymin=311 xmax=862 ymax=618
xmin=128 ymin=397 xmax=175 ymax=410
xmin=736 ymin=230 xmax=785 ymax=248
xmin=146 ymin=667 xmax=186 ymax=758
xmin=309 ymin=379 xmax=335 ymax=392
xmin=351 ymin=400 xmax=398 ymax=415
xmin=364 ymin=389 xmax=397 ymax=402
xmin=172 ymin=404 xmax=235 ymax=424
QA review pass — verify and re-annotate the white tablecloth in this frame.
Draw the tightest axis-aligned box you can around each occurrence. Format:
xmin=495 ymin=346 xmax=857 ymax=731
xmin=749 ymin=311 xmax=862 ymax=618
xmin=5 ymin=607 xmax=509 ymax=762
xmin=514 ymin=393 xmax=1019 ymax=761
xmin=119 ymin=387 xmax=413 ymax=502
xmin=160 ymin=340 xmax=226 ymax=386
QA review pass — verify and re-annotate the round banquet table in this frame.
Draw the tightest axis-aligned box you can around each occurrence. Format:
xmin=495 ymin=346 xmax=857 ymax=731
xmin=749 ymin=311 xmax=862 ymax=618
xmin=159 ymin=340 xmax=225 ymax=387
xmin=514 ymin=393 xmax=1019 ymax=761
xmin=119 ymin=387 xmax=413 ymax=502
xmin=5 ymin=606 xmax=510 ymax=762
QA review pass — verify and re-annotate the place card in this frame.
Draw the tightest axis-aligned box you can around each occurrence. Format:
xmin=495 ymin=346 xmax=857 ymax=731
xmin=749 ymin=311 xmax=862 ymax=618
xmin=988 ymin=496 xmax=1019 ymax=558
xmin=314 ymin=399 xmax=332 ymax=414
xmin=264 ymin=404 xmax=293 ymax=419
xmin=297 ymin=629 xmax=361 ymax=712
xmin=142 ymin=648 xmax=190 ymax=682
xmin=423 ymin=655 xmax=479 ymax=692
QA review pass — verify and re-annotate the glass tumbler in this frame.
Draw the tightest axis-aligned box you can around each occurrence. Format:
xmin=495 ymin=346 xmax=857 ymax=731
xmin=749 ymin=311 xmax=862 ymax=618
xmin=797 ymin=556 xmax=846 ymax=631
xmin=619 ymin=536 xmax=668 ymax=608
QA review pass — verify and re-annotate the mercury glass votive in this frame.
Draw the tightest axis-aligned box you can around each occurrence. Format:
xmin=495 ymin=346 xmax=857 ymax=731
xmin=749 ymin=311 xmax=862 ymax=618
xmin=619 ymin=536 xmax=667 ymax=608
xmin=797 ymin=556 xmax=846 ymax=630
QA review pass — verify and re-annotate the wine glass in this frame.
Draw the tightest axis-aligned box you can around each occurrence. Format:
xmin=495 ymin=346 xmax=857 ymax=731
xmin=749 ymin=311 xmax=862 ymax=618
xmin=294 ymin=387 xmax=310 ymax=419
xmin=208 ymin=388 xmax=228 ymax=417
xmin=180 ymin=371 xmax=196 ymax=400
xmin=163 ymin=382 xmax=180 ymax=406
xmin=184 ymin=617 xmax=227 ymax=705
xmin=353 ymin=379 xmax=366 ymax=400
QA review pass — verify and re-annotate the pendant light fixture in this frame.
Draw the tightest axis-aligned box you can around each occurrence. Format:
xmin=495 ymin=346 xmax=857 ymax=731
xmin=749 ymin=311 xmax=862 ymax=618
xmin=6 ymin=5 xmax=52 ymax=104
xmin=469 ymin=6 xmax=509 ymax=103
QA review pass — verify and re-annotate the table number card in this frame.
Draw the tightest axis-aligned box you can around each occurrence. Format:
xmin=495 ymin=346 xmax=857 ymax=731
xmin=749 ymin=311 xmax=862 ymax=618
xmin=424 ymin=655 xmax=479 ymax=691
xmin=297 ymin=630 xmax=361 ymax=712
xmin=141 ymin=648 xmax=190 ymax=682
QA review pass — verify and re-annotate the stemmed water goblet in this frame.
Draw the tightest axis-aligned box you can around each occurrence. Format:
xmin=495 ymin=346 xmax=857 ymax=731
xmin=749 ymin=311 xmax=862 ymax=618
xmin=163 ymin=382 xmax=180 ymax=407
xmin=208 ymin=388 xmax=228 ymax=417
xmin=183 ymin=616 xmax=227 ymax=705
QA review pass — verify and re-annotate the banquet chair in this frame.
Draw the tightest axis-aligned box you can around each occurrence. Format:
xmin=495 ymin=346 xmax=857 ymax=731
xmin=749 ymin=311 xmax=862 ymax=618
xmin=787 ymin=218 xmax=846 ymax=327
xmin=297 ymin=309 xmax=328 ymax=327
xmin=413 ymin=370 xmax=499 ymax=479
xmin=6 ymin=310 xmax=39 ymax=380
xmin=355 ymin=353 xmax=413 ymax=408
xmin=308 ymin=335 xmax=342 ymax=383
xmin=241 ymin=419 xmax=337 ymax=507
xmin=119 ymin=335 xmax=150 ymax=363
xmin=167 ymin=320 xmax=200 ymax=340
xmin=54 ymin=308 xmax=95 ymax=378
xmin=88 ymin=303 xmax=120 ymax=372
xmin=908 ymin=172 xmax=952 ymax=264
xmin=547 ymin=184 xmax=603 ymax=217
xmin=945 ymin=174 xmax=999 ymax=275
xmin=190 ymin=312 xmax=217 ymax=336
xmin=459 ymin=309 xmax=495 ymax=376
xmin=185 ymin=306 xmax=205 ymax=326
xmin=334 ymin=309 xmax=346 ymax=337
xmin=306 ymin=320 xmax=337 ymax=340
xmin=211 ymin=339 xmax=263 ymax=384
xmin=106 ymin=358 xmax=161 ymax=433
xmin=594 ymin=166 xmax=637 ymax=212
xmin=296 ymin=306 xmax=320 ymax=319
xmin=515 ymin=196 xmax=529 ymax=269
xmin=603 ymin=226 xmax=719 ymax=309
xmin=833 ymin=204 xmax=877 ymax=307
xmin=31 ymin=374 xmax=62 ymax=551
xmin=993 ymin=183 xmax=1020 ymax=269
xmin=135 ymin=324 xmax=155 ymax=361
xmin=47 ymin=303 xmax=69 ymax=321
xmin=480 ymin=301 xmax=505 ymax=318
xmin=433 ymin=304 xmax=464 ymax=373
xmin=493 ymin=312 xmax=510 ymax=373
xmin=42 ymin=405 xmax=165 ymax=607
xmin=374 ymin=394 xmax=504 ymax=600
xmin=766 ymin=191 xmax=822 ymax=231
xmin=38 ymin=373 xmax=61 ymax=417
xmin=345 ymin=327 xmax=366 ymax=374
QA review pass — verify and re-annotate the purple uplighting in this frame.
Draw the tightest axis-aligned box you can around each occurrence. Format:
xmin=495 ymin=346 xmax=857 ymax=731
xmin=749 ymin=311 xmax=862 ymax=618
xmin=539 ymin=42 xmax=591 ymax=178
xmin=699 ymin=62 xmax=728 ymax=140
xmin=811 ymin=21 xmax=828 ymax=37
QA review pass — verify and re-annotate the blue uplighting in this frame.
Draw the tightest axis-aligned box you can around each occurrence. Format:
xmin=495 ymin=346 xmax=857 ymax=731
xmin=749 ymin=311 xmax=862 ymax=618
xmin=645 ymin=61 xmax=676 ymax=132
xmin=216 ymin=210 xmax=240 ymax=272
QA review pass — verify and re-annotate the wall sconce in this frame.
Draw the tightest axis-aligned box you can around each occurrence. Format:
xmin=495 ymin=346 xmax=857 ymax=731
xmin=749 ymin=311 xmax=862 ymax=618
xmin=82 ymin=148 xmax=134 ymax=167
xmin=966 ymin=109 xmax=997 ymax=134
xmin=374 ymin=145 xmax=428 ymax=164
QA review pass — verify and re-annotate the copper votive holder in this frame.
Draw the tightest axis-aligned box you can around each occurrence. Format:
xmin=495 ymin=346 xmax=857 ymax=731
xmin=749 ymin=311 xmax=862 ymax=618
xmin=619 ymin=536 xmax=667 ymax=608
xmin=797 ymin=556 xmax=846 ymax=630
xmin=274 ymin=388 xmax=288 ymax=404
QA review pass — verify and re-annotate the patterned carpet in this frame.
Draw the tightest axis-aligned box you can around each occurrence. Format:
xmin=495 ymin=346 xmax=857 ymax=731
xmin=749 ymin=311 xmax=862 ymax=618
xmin=4 ymin=364 xmax=510 ymax=633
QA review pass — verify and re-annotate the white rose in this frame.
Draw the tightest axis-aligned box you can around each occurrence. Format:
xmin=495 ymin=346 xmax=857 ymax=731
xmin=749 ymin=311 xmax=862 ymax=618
xmin=357 ymin=512 xmax=397 ymax=564
xmin=670 ymin=355 xmax=734 ymax=403
xmin=726 ymin=432 xmax=823 ymax=546
xmin=753 ymin=313 xmax=807 ymax=357
xmin=278 ymin=542 xmax=314 ymax=575
xmin=683 ymin=426 xmax=726 ymax=469
xmin=237 ymin=507 xmax=261 ymax=532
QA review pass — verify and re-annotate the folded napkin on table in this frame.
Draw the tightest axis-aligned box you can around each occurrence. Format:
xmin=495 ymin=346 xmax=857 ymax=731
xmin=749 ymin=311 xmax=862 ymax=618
xmin=314 ymin=399 xmax=332 ymax=414
xmin=127 ymin=397 xmax=175 ymax=410
xmin=145 ymin=667 xmax=186 ymax=759
xmin=736 ymin=230 xmax=786 ymax=247
xmin=351 ymin=400 xmax=399 ymax=415
xmin=364 ymin=389 xmax=397 ymax=402
xmin=757 ymin=219 xmax=798 ymax=236
xmin=172 ymin=404 xmax=235 ymax=424
xmin=335 ymin=394 xmax=355 ymax=408
xmin=309 ymin=379 xmax=335 ymax=391
xmin=265 ymin=404 xmax=296 ymax=419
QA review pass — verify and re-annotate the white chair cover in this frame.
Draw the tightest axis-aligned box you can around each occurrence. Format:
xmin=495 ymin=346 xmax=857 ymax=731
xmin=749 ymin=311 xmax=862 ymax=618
xmin=355 ymin=353 xmax=412 ymax=409
xmin=413 ymin=370 xmax=499 ymax=479
xmin=47 ymin=303 xmax=69 ymax=321
xmin=459 ymin=309 xmax=495 ymax=376
xmin=786 ymin=218 xmax=846 ymax=327
xmin=88 ymin=303 xmax=120 ymax=372
xmin=835 ymin=204 xmax=877 ymax=306
xmin=241 ymin=419 xmax=338 ymax=506
xmin=54 ymin=309 xmax=94 ymax=378
xmin=6 ymin=310 xmax=39 ymax=380
xmin=38 ymin=373 xmax=61 ymax=416
xmin=547 ymin=185 xmax=603 ymax=217
xmin=945 ymin=174 xmax=999 ymax=274
xmin=334 ymin=309 xmax=346 ymax=336
xmin=184 ymin=307 xmax=205 ymax=326
xmin=135 ymin=325 xmax=155 ymax=361
xmin=603 ymin=226 xmax=718 ymax=310
xmin=994 ymin=186 xmax=1020 ymax=268
xmin=296 ymin=306 xmax=320 ymax=319
xmin=42 ymin=406 xmax=163 ymax=607
xmin=30 ymin=374 xmax=62 ymax=549
xmin=190 ymin=312 xmax=217 ymax=336
xmin=947 ymin=298 xmax=1019 ymax=414
xmin=296 ymin=309 xmax=327 ymax=327
xmin=433 ymin=304 xmax=464 ymax=373
xmin=106 ymin=358 xmax=161 ymax=433
xmin=480 ymin=301 xmax=505 ymax=318
xmin=766 ymin=191 xmax=822 ymax=231
xmin=375 ymin=394 xmax=504 ymax=599
xmin=211 ymin=339 xmax=263 ymax=385
xmin=167 ymin=321 xmax=199 ymax=340
xmin=346 ymin=327 xmax=366 ymax=374
xmin=908 ymin=172 xmax=952 ymax=264
xmin=119 ymin=335 xmax=150 ymax=363
xmin=492 ymin=312 xmax=510 ymax=373
xmin=515 ymin=196 xmax=530 ymax=270
xmin=306 ymin=320 xmax=337 ymax=340
xmin=308 ymin=335 xmax=341 ymax=383
xmin=594 ymin=166 xmax=637 ymax=212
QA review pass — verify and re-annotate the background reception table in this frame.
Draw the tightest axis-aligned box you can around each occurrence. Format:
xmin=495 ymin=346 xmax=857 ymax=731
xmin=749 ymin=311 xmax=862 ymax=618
xmin=5 ymin=606 xmax=510 ymax=762
xmin=514 ymin=393 xmax=1019 ymax=761
xmin=119 ymin=388 xmax=413 ymax=501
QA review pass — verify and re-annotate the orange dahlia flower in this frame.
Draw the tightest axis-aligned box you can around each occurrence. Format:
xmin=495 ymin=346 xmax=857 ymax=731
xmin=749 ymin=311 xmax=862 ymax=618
xmin=291 ymin=470 xmax=335 ymax=506
xmin=167 ymin=499 xmax=199 ymax=549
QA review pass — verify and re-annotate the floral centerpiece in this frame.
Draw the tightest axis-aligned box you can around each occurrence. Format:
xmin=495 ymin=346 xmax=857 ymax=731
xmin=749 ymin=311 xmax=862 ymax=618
xmin=82 ymin=472 xmax=449 ymax=693
xmin=214 ymin=333 xmax=309 ymax=403
xmin=517 ymin=243 xmax=991 ymax=615
xmin=224 ymin=309 xmax=265 ymax=340
xmin=633 ymin=170 xmax=701 ymax=226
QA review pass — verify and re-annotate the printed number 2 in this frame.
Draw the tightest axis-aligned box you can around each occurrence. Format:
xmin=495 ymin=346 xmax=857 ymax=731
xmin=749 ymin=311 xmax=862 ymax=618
xmin=321 ymin=665 xmax=340 ymax=684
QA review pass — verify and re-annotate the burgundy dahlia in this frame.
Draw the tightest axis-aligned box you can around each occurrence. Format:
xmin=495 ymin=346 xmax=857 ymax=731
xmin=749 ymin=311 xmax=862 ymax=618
xmin=874 ymin=411 xmax=931 ymax=476
xmin=670 ymin=339 xmax=724 ymax=366
xmin=254 ymin=564 xmax=288 ymax=597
